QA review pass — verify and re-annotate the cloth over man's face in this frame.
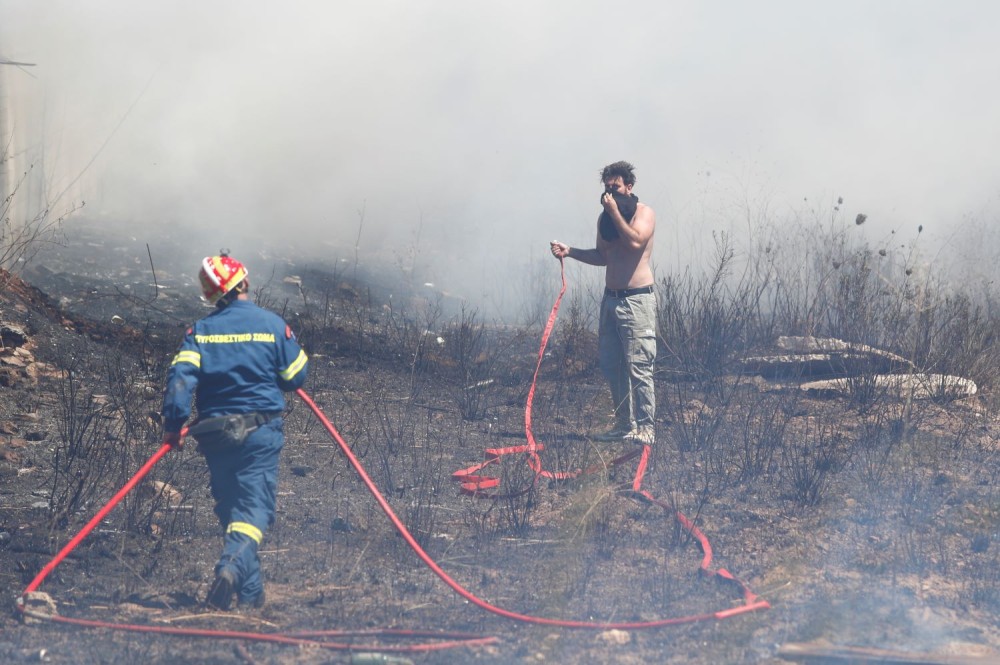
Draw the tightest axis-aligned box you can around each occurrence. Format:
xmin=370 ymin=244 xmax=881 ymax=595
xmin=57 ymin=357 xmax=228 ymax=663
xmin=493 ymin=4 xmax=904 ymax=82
xmin=599 ymin=177 xmax=639 ymax=241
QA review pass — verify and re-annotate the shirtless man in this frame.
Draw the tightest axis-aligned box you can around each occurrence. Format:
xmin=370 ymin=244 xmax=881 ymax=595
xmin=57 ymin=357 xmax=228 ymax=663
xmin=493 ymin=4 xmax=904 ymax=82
xmin=550 ymin=160 xmax=657 ymax=445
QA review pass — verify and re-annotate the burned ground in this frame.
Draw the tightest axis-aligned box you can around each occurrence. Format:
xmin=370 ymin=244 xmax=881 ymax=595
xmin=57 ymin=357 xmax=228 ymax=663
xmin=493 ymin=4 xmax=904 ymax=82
xmin=0 ymin=218 xmax=999 ymax=664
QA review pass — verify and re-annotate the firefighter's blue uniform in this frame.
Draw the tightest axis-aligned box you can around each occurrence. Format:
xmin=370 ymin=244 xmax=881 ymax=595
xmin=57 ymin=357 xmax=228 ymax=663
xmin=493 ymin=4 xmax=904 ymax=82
xmin=162 ymin=299 xmax=308 ymax=607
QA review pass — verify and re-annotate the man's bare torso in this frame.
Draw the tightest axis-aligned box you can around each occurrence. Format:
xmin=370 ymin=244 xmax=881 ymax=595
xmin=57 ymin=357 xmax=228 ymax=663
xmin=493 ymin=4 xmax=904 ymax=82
xmin=597 ymin=201 xmax=655 ymax=290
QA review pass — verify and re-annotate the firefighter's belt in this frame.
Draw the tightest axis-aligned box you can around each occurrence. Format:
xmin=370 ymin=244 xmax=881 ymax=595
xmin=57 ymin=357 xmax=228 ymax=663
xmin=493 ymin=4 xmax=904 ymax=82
xmin=188 ymin=412 xmax=278 ymax=453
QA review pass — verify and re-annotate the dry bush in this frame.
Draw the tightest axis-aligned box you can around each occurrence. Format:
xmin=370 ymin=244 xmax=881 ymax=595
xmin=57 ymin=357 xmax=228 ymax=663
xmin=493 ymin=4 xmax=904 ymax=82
xmin=657 ymin=232 xmax=772 ymax=385
xmin=461 ymin=454 xmax=538 ymax=543
xmin=48 ymin=349 xmax=187 ymax=539
xmin=0 ymin=152 xmax=82 ymax=290
xmin=653 ymin=204 xmax=1000 ymax=509
xmin=549 ymin=287 xmax=599 ymax=377
xmin=734 ymin=392 xmax=791 ymax=485
xmin=780 ymin=414 xmax=853 ymax=507
xmin=434 ymin=306 xmax=530 ymax=422
xmin=849 ymin=409 xmax=905 ymax=490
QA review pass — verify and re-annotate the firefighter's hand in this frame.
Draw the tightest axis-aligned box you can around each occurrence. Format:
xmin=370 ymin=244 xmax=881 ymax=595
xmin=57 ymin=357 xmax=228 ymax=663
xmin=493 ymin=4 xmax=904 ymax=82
xmin=163 ymin=430 xmax=184 ymax=449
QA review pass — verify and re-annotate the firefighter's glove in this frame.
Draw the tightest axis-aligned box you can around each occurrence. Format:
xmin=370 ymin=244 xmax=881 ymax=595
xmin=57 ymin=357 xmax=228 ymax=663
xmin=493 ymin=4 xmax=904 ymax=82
xmin=163 ymin=430 xmax=184 ymax=449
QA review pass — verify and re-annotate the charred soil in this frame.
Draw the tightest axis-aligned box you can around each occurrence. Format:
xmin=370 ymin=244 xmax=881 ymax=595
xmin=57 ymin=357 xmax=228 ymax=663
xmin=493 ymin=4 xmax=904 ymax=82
xmin=0 ymin=219 xmax=998 ymax=664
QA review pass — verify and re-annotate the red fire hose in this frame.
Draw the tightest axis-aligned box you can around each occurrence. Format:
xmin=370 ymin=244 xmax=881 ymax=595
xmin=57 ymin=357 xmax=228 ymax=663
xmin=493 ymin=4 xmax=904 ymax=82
xmin=447 ymin=259 xmax=769 ymax=624
xmin=16 ymin=258 xmax=768 ymax=653
xmin=20 ymin=439 xmax=174 ymax=600
xmin=15 ymin=429 xmax=495 ymax=654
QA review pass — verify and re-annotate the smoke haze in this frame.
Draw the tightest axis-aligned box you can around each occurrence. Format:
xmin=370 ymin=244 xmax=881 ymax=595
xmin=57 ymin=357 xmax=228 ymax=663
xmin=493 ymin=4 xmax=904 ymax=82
xmin=3 ymin=1 xmax=999 ymax=316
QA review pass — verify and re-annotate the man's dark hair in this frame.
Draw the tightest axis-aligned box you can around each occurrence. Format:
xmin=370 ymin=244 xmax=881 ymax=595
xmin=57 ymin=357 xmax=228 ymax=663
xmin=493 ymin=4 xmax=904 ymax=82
xmin=600 ymin=160 xmax=637 ymax=187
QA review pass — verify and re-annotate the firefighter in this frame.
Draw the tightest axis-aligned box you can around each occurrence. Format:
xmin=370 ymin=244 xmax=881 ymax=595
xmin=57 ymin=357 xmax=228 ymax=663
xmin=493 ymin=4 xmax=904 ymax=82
xmin=160 ymin=254 xmax=308 ymax=610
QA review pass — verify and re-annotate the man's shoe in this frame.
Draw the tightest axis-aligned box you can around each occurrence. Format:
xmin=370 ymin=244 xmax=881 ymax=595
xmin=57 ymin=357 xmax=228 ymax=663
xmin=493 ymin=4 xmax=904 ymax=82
xmin=591 ymin=425 xmax=631 ymax=442
xmin=623 ymin=426 xmax=655 ymax=446
xmin=206 ymin=569 xmax=237 ymax=611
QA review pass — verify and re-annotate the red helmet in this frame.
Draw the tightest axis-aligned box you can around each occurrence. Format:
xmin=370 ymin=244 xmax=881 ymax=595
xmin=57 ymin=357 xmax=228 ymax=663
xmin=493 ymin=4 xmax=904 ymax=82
xmin=199 ymin=255 xmax=248 ymax=304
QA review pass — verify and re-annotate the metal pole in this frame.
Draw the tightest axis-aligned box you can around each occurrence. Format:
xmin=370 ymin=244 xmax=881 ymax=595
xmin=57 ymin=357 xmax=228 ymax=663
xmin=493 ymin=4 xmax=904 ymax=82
xmin=0 ymin=57 xmax=35 ymax=233
xmin=0 ymin=58 xmax=37 ymax=235
xmin=0 ymin=64 xmax=10 ymax=223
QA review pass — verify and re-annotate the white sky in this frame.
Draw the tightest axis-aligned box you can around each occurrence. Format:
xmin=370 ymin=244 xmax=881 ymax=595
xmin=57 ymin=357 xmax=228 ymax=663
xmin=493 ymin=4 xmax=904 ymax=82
xmin=2 ymin=1 xmax=999 ymax=315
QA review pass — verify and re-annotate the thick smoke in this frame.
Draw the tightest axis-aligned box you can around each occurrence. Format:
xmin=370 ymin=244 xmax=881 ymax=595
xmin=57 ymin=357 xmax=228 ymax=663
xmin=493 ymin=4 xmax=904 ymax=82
xmin=2 ymin=1 xmax=1000 ymax=319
